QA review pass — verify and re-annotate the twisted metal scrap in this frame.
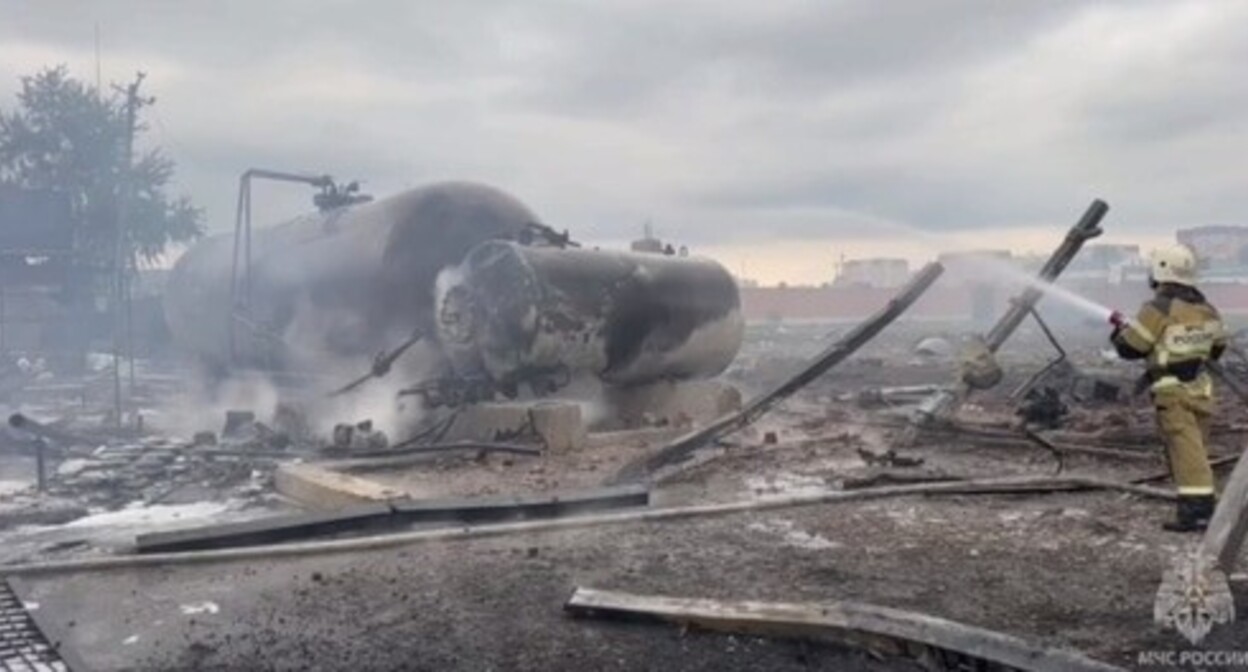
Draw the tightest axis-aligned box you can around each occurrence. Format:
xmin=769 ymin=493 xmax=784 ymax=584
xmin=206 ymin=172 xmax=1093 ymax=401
xmin=1154 ymin=545 xmax=1235 ymax=645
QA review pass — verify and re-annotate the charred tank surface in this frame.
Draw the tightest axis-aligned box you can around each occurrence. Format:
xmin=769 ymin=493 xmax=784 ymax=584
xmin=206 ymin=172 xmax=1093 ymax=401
xmin=164 ymin=182 xmax=536 ymax=372
xmin=435 ymin=241 xmax=743 ymax=393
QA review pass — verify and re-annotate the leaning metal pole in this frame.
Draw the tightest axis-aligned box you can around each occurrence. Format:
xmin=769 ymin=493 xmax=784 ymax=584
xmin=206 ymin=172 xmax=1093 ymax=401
xmin=911 ymin=199 xmax=1109 ymax=426
xmin=609 ymin=261 xmax=945 ymax=484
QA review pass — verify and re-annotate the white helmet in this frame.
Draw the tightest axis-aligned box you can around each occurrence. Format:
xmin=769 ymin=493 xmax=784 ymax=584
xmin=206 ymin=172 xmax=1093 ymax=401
xmin=1149 ymin=244 xmax=1198 ymax=287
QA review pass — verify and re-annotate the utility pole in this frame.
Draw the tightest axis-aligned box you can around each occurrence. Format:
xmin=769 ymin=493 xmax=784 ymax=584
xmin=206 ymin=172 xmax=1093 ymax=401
xmin=111 ymin=72 xmax=153 ymax=427
xmin=94 ymin=22 xmax=102 ymax=93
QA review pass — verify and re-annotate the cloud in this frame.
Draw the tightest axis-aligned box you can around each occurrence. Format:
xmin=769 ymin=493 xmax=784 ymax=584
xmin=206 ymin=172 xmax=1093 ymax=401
xmin=1 ymin=0 xmax=1245 ymax=283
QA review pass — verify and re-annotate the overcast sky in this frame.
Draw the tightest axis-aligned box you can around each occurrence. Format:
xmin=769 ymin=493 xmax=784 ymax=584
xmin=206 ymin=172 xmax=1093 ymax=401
xmin=2 ymin=0 xmax=1246 ymax=284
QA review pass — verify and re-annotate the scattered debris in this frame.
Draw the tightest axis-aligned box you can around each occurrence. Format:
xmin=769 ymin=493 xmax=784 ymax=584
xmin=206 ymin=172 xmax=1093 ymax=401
xmin=178 ymin=602 xmax=220 ymax=616
xmin=331 ymin=420 xmax=390 ymax=452
xmin=221 ymin=410 xmax=256 ymax=439
xmin=0 ymin=498 xmax=89 ymax=531
xmin=960 ymin=336 xmax=1004 ymax=390
xmin=746 ymin=518 xmax=841 ymax=550
xmin=856 ymin=447 xmax=924 ymax=468
xmin=610 ymin=261 xmax=945 ymax=483
xmin=1016 ymin=387 xmax=1068 ymax=429
xmin=852 ymin=385 xmax=944 ymax=408
xmin=913 ymin=336 xmax=954 ymax=360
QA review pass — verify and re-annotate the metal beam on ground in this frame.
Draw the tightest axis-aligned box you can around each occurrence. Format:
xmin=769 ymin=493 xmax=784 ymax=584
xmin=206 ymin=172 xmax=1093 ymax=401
xmin=134 ymin=485 xmax=650 ymax=554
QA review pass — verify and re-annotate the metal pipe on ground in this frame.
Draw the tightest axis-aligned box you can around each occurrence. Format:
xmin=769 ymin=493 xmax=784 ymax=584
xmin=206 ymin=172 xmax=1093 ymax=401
xmin=7 ymin=413 xmax=88 ymax=447
xmin=608 ymin=261 xmax=945 ymax=484
xmin=0 ymin=474 xmax=1172 ymax=578
xmin=135 ymin=485 xmax=650 ymax=554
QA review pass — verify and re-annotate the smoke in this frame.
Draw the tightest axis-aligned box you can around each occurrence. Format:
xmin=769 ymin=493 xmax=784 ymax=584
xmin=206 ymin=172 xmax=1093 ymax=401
xmin=298 ymin=340 xmax=444 ymax=441
xmin=276 ymin=296 xmax=441 ymax=442
xmin=153 ymin=289 xmax=445 ymax=443
xmin=148 ymin=370 xmax=283 ymax=439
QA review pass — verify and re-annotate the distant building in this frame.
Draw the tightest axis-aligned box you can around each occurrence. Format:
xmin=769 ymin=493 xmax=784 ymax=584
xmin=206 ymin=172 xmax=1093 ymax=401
xmin=934 ymin=250 xmax=1014 ymax=326
xmin=833 ymin=258 xmax=910 ymax=288
xmin=1065 ymin=244 xmax=1145 ymax=285
xmin=1178 ymin=226 xmax=1248 ymax=267
xmin=1080 ymin=244 xmax=1141 ymax=268
xmin=935 ymin=250 xmax=1013 ymax=285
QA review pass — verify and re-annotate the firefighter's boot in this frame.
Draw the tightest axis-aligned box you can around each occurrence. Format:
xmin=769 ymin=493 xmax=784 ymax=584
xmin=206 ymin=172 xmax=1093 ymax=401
xmin=1162 ymin=495 xmax=1215 ymax=533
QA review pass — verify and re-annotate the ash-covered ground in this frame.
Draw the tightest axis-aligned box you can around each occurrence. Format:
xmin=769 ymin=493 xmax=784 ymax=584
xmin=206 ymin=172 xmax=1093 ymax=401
xmin=2 ymin=315 xmax=1247 ymax=670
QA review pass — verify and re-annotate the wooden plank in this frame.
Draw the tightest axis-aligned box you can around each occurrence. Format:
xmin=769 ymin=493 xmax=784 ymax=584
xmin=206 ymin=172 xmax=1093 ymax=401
xmin=273 ymin=463 xmax=407 ymax=510
xmin=565 ymin=587 xmax=1123 ymax=672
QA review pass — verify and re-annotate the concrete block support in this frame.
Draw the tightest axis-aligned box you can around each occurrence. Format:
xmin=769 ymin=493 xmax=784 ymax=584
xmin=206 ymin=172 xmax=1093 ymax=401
xmin=445 ymin=401 xmax=587 ymax=454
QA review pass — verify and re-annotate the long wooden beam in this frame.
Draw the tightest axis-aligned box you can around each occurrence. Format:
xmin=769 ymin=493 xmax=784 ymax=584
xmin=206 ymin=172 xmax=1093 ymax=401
xmin=565 ymin=587 xmax=1123 ymax=672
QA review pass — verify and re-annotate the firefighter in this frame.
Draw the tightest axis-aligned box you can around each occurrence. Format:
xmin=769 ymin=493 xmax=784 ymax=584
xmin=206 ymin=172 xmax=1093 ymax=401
xmin=1110 ymin=244 xmax=1227 ymax=532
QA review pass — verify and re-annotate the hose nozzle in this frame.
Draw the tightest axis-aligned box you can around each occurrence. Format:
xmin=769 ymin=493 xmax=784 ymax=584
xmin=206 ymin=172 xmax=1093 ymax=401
xmin=1108 ymin=310 xmax=1127 ymax=328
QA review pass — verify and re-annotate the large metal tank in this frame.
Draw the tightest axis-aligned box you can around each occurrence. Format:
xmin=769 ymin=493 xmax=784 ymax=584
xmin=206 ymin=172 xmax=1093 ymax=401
xmin=435 ymin=241 xmax=743 ymax=392
xmin=164 ymin=182 xmax=536 ymax=372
